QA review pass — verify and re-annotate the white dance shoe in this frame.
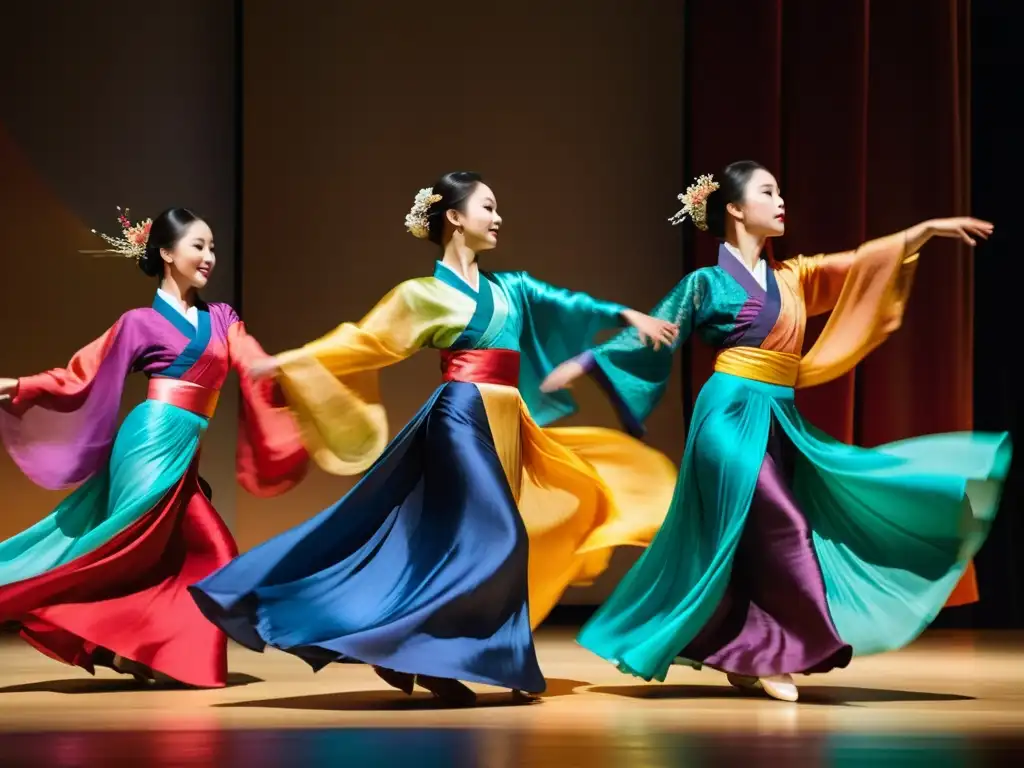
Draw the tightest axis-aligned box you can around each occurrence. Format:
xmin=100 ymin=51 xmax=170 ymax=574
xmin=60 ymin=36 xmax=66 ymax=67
xmin=727 ymin=672 xmax=799 ymax=702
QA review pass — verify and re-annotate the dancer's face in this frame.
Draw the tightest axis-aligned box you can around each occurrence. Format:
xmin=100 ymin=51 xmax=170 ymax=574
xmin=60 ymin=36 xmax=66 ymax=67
xmin=447 ymin=183 xmax=502 ymax=252
xmin=730 ymin=168 xmax=786 ymax=237
xmin=161 ymin=220 xmax=216 ymax=289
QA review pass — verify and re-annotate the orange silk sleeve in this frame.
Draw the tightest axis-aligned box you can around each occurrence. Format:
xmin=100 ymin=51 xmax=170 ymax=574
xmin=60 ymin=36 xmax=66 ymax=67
xmin=228 ymin=321 xmax=309 ymax=498
xmin=794 ymin=232 xmax=920 ymax=388
xmin=946 ymin=561 xmax=979 ymax=606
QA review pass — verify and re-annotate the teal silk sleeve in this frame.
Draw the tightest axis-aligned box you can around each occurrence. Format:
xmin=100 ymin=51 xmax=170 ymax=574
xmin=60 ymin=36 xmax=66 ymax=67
xmin=502 ymin=272 xmax=628 ymax=427
xmin=586 ymin=270 xmax=707 ymax=435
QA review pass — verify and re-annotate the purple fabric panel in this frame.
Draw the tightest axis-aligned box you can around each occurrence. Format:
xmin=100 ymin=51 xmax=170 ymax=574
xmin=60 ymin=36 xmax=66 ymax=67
xmin=717 ymin=244 xmax=782 ymax=349
xmin=0 ymin=308 xmax=187 ymax=490
xmin=682 ymin=447 xmax=852 ymax=677
xmin=207 ymin=302 xmax=239 ymax=339
xmin=723 ymin=298 xmax=762 ymax=346
xmin=744 ymin=268 xmax=781 ymax=346
xmin=718 ymin=243 xmax=764 ymax=296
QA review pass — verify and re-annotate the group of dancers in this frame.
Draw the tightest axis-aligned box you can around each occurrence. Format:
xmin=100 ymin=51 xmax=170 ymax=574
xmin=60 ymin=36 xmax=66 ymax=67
xmin=0 ymin=163 xmax=1009 ymax=704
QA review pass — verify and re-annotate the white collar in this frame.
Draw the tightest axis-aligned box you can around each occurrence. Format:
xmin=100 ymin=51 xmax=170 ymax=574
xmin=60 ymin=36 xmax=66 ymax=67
xmin=722 ymin=241 xmax=767 ymax=288
xmin=157 ymin=288 xmax=199 ymax=327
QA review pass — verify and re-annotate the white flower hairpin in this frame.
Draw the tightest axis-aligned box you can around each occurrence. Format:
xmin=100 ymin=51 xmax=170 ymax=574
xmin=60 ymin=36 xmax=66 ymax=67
xmin=405 ymin=187 xmax=442 ymax=239
xmin=669 ymin=174 xmax=719 ymax=231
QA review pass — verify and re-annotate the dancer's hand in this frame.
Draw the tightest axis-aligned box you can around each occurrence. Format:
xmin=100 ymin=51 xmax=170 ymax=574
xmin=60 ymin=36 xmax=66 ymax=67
xmin=0 ymin=377 xmax=17 ymax=403
xmin=249 ymin=358 xmax=280 ymax=381
xmin=623 ymin=309 xmax=679 ymax=350
xmin=927 ymin=217 xmax=994 ymax=247
xmin=540 ymin=360 xmax=586 ymax=393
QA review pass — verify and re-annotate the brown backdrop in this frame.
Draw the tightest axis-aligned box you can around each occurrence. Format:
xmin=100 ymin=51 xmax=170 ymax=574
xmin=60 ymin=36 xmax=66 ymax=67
xmin=683 ymin=0 xmax=977 ymax=603
xmin=0 ymin=1 xmax=239 ymax=534
xmin=0 ymin=0 xmax=982 ymax=609
xmin=235 ymin=0 xmax=688 ymax=603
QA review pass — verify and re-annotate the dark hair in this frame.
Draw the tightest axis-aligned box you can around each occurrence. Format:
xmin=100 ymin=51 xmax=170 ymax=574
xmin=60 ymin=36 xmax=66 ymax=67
xmin=138 ymin=207 xmax=205 ymax=277
xmin=425 ymin=171 xmax=484 ymax=245
xmin=704 ymin=160 xmax=766 ymax=239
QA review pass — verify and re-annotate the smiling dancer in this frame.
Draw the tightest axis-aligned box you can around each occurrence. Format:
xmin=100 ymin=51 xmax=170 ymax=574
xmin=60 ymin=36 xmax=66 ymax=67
xmin=0 ymin=207 xmax=307 ymax=687
xmin=190 ymin=171 xmax=680 ymax=705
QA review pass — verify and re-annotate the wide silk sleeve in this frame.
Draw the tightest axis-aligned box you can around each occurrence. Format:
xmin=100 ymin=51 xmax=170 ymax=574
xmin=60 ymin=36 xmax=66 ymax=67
xmin=793 ymin=232 xmax=919 ymax=387
xmin=272 ymin=281 xmax=440 ymax=475
xmin=0 ymin=314 xmax=145 ymax=489
xmin=512 ymin=272 xmax=629 ymax=426
xmin=226 ymin=318 xmax=309 ymax=498
xmin=583 ymin=271 xmax=707 ymax=436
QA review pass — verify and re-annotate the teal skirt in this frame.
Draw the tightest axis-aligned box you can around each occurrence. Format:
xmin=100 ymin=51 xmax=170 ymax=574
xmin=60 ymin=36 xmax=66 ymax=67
xmin=0 ymin=401 xmax=205 ymax=586
xmin=578 ymin=372 xmax=1010 ymax=681
xmin=0 ymin=400 xmax=237 ymax=688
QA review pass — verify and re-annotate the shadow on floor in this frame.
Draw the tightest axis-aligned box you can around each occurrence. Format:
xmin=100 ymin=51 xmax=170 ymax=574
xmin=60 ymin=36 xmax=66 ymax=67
xmin=587 ymin=682 xmax=974 ymax=705
xmin=0 ymin=672 xmax=263 ymax=694
xmin=216 ymin=677 xmax=589 ymax=712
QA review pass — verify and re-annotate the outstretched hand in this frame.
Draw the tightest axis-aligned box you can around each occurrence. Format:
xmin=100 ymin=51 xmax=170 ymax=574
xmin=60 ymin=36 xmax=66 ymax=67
xmin=929 ymin=217 xmax=994 ymax=247
xmin=540 ymin=360 xmax=586 ymax=393
xmin=623 ymin=309 xmax=679 ymax=350
xmin=248 ymin=358 xmax=281 ymax=381
xmin=0 ymin=377 xmax=17 ymax=403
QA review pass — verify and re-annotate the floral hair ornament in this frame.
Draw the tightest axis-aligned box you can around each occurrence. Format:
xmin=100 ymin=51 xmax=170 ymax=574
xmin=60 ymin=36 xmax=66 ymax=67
xmin=404 ymin=187 xmax=443 ymax=239
xmin=668 ymin=173 xmax=719 ymax=231
xmin=79 ymin=206 xmax=153 ymax=261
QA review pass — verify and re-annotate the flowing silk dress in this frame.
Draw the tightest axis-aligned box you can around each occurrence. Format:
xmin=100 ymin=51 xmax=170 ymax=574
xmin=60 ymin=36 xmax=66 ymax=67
xmin=574 ymin=235 xmax=1011 ymax=681
xmin=0 ymin=292 xmax=307 ymax=687
xmin=189 ymin=263 xmax=677 ymax=693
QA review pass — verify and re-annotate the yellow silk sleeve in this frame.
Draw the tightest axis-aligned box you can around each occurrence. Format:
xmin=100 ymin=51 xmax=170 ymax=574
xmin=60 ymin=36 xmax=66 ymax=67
xmin=274 ymin=279 xmax=471 ymax=475
xmin=793 ymin=232 xmax=920 ymax=388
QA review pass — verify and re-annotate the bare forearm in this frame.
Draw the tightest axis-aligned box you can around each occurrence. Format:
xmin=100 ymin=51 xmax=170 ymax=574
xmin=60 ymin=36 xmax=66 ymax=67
xmin=902 ymin=220 xmax=936 ymax=256
xmin=620 ymin=308 xmax=642 ymax=325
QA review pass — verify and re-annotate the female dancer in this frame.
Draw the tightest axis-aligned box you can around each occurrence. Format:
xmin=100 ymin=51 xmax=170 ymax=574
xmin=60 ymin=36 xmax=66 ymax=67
xmin=0 ymin=207 xmax=307 ymax=687
xmin=542 ymin=161 xmax=1009 ymax=702
xmin=189 ymin=171 xmax=679 ymax=704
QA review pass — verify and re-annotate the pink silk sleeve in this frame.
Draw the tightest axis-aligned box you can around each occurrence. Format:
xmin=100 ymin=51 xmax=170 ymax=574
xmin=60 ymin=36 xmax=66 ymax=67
xmin=9 ymin=324 xmax=121 ymax=413
xmin=227 ymin=320 xmax=309 ymax=498
xmin=1 ymin=318 xmax=142 ymax=489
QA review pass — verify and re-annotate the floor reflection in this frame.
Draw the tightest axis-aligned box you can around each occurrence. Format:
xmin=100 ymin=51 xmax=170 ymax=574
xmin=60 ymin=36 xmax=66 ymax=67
xmin=0 ymin=728 xmax=1020 ymax=767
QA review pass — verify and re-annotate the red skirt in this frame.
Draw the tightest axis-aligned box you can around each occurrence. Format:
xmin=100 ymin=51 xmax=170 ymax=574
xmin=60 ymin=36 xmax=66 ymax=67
xmin=0 ymin=461 xmax=237 ymax=687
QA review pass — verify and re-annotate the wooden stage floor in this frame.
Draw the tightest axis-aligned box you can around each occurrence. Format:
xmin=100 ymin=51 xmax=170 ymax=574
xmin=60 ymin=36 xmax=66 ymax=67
xmin=0 ymin=628 xmax=1022 ymax=765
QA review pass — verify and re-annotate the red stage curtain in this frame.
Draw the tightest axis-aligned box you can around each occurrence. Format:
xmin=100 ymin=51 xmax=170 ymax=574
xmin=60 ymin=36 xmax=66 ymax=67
xmin=684 ymin=0 xmax=977 ymax=605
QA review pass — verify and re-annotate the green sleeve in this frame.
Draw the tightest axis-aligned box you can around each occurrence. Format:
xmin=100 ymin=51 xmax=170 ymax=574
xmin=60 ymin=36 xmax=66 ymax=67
xmin=499 ymin=271 xmax=628 ymax=427
xmin=583 ymin=270 xmax=707 ymax=435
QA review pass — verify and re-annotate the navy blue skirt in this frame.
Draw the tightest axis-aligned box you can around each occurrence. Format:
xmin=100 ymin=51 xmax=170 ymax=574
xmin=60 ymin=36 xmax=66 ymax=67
xmin=189 ymin=382 xmax=544 ymax=693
